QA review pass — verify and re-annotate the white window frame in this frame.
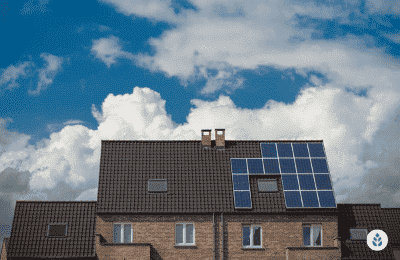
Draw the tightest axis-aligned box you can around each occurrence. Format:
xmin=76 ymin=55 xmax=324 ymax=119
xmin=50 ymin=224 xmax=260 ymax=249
xmin=175 ymin=223 xmax=195 ymax=246
xmin=303 ymin=224 xmax=322 ymax=247
xmin=47 ymin=223 xmax=68 ymax=237
xmin=242 ymin=224 xmax=262 ymax=248
xmin=113 ymin=223 xmax=133 ymax=243
xmin=350 ymin=228 xmax=368 ymax=240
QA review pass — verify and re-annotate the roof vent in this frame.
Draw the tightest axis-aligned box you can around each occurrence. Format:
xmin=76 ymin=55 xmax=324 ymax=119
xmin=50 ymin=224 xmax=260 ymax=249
xmin=201 ymin=129 xmax=211 ymax=149
xmin=215 ymin=129 xmax=225 ymax=149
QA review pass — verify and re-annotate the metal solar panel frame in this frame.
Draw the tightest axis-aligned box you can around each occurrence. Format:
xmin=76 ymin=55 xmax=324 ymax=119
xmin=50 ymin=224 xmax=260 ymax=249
xmin=230 ymin=159 xmax=252 ymax=209
xmin=274 ymin=142 xmax=337 ymax=209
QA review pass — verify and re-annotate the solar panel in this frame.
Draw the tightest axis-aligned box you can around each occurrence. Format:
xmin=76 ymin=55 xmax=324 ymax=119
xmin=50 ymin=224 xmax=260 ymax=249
xmin=247 ymin=159 xmax=264 ymax=174
xmin=284 ymin=191 xmax=302 ymax=207
xmin=281 ymin=174 xmax=299 ymax=190
xmin=263 ymin=159 xmax=280 ymax=174
xmin=318 ymin=191 xmax=336 ymax=207
xmin=301 ymin=191 xmax=319 ymax=207
xmin=314 ymin=174 xmax=332 ymax=190
xmin=298 ymin=174 xmax=316 ymax=190
xmin=231 ymin=159 xmax=248 ymax=174
xmin=234 ymin=191 xmax=252 ymax=208
xmin=308 ymin=143 xmax=325 ymax=157
xmin=293 ymin=143 xmax=309 ymax=157
xmin=312 ymin=159 xmax=329 ymax=173
xmin=261 ymin=143 xmax=277 ymax=157
xmin=295 ymin=159 xmax=312 ymax=173
xmin=277 ymin=143 xmax=293 ymax=157
xmin=232 ymin=175 xmax=250 ymax=191
xmin=280 ymin=159 xmax=296 ymax=173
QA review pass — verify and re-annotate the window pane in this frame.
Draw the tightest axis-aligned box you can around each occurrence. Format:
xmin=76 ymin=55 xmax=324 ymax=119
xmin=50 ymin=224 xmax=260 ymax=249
xmin=175 ymin=224 xmax=183 ymax=244
xmin=113 ymin=224 xmax=121 ymax=243
xmin=124 ymin=224 xmax=132 ymax=243
xmin=243 ymin=226 xmax=250 ymax=246
xmin=350 ymin=229 xmax=367 ymax=240
xmin=253 ymin=227 xmax=261 ymax=246
xmin=148 ymin=179 xmax=167 ymax=192
xmin=48 ymin=224 xmax=67 ymax=236
xmin=186 ymin=224 xmax=194 ymax=244
xmin=303 ymin=226 xmax=310 ymax=246
xmin=313 ymin=226 xmax=322 ymax=246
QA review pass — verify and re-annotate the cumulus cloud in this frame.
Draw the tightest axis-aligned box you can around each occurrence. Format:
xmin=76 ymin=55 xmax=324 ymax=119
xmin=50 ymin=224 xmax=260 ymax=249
xmin=2 ymin=84 xmax=400 ymax=207
xmin=91 ymin=35 xmax=135 ymax=67
xmin=0 ymin=62 xmax=32 ymax=90
xmin=29 ymin=53 xmax=63 ymax=95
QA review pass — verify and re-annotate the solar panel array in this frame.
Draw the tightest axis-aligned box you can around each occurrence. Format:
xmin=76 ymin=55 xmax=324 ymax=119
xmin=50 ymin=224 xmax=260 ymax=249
xmin=230 ymin=142 xmax=336 ymax=209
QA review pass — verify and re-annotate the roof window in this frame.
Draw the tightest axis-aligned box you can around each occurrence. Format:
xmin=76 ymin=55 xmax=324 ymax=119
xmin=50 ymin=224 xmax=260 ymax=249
xmin=258 ymin=179 xmax=278 ymax=192
xmin=48 ymin=224 xmax=67 ymax=237
xmin=148 ymin=179 xmax=167 ymax=192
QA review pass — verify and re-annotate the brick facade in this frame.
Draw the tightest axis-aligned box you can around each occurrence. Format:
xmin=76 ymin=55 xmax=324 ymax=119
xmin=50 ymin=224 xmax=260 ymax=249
xmin=94 ymin=213 xmax=339 ymax=260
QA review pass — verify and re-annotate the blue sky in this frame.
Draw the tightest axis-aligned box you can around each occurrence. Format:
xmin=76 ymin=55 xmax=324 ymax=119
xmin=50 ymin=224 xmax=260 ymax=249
xmin=1 ymin=0 xmax=400 ymax=247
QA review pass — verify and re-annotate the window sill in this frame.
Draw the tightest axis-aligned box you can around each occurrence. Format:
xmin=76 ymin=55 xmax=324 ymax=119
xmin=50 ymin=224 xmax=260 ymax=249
xmin=174 ymin=245 xmax=198 ymax=249
xmin=242 ymin=247 xmax=264 ymax=250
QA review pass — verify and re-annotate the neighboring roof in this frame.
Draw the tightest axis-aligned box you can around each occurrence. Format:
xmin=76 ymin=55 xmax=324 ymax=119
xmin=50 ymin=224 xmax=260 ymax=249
xmin=381 ymin=207 xmax=400 ymax=245
xmin=7 ymin=201 xmax=96 ymax=259
xmin=337 ymin=203 xmax=396 ymax=260
xmin=96 ymin=140 xmax=338 ymax=214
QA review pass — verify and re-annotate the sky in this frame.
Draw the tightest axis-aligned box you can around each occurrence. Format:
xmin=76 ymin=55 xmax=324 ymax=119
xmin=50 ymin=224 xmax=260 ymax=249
xmin=1 ymin=0 xmax=400 ymax=248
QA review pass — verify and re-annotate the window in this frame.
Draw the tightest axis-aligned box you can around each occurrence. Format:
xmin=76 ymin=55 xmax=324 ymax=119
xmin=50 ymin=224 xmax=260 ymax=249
xmin=350 ymin=229 xmax=367 ymax=240
xmin=148 ymin=179 xmax=167 ymax=192
xmin=175 ymin=223 xmax=195 ymax=245
xmin=48 ymin=224 xmax=67 ymax=237
xmin=242 ymin=225 xmax=262 ymax=248
xmin=303 ymin=225 xmax=322 ymax=246
xmin=217 ymin=130 xmax=223 ymax=135
xmin=113 ymin=223 xmax=132 ymax=243
xmin=258 ymin=179 xmax=278 ymax=192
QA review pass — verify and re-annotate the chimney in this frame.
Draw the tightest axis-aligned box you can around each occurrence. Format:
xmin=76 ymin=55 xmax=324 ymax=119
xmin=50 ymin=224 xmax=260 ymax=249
xmin=201 ymin=129 xmax=211 ymax=148
xmin=215 ymin=129 xmax=225 ymax=149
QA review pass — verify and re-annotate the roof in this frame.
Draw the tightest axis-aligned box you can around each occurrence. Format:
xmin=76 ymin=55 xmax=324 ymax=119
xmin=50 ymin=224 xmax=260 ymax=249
xmin=96 ymin=140 xmax=338 ymax=214
xmin=337 ymin=203 xmax=396 ymax=260
xmin=7 ymin=201 xmax=96 ymax=259
xmin=381 ymin=207 xmax=400 ymax=245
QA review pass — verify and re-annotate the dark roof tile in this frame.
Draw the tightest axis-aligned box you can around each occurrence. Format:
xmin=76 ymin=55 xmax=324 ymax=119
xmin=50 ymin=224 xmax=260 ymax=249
xmin=8 ymin=201 xmax=96 ymax=258
xmin=97 ymin=140 xmax=332 ymax=214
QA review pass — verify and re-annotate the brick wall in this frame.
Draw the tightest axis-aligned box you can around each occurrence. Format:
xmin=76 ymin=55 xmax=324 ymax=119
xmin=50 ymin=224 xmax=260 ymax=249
xmin=95 ymin=214 xmax=338 ymax=260
xmin=96 ymin=214 xmax=214 ymax=260
xmin=0 ymin=238 xmax=8 ymax=260
xmin=223 ymin=214 xmax=339 ymax=260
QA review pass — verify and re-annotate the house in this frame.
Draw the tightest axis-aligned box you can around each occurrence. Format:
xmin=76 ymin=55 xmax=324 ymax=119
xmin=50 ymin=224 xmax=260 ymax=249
xmin=1 ymin=129 xmax=399 ymax=260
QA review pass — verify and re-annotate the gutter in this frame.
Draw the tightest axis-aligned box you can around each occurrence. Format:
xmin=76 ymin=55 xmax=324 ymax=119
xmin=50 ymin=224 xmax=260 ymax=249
xmin=213 ymin=212 xmax=215 ymax=260
xmin=221 ymin=213 xmax=223 ymax=260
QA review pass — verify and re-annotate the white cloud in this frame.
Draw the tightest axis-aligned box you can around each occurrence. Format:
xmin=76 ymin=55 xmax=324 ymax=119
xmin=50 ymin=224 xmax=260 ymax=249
xmin=91 ymin=35 xmax=135 ymax=68
xmin=384 ymin=33 xmax=400 ymax=43
xmin=2 ymin=85 xmax=400 ymax=206
xmin=29 ymin=53 xmax=63 ymax=95
xmin=75 ymin=188 xmax=97 ymax=201
xmin=63 ymin=120 xmax=85 ymax=125
xmin=365 ymin=0 xmax=400 ymax=14
xmin=99 ymin=0 xmax=180 ymax=24
xmin=21 ymin=0 xmax=50 ymax=15
xmin=0 ymin=62 xmax=32 ymax=90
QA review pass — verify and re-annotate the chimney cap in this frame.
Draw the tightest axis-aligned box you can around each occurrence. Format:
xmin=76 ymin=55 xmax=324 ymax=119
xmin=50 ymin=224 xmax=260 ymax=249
xmin=201 ymin=129 xmax=212 ymax=131
xmin=215 ymin=128 xmax=225 ymax=131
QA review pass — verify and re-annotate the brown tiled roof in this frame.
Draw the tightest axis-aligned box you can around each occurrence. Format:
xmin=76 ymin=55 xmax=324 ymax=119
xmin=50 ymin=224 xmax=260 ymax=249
xmin=7 ymin=201 xmax=96 ymax=259
xmin=96 ymin=140 xmax=337 ymax=214
xmin=381 ymin=207 xmax=400 ymax=245
xmin=337 ymin=203 xmax=396 ymax=259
